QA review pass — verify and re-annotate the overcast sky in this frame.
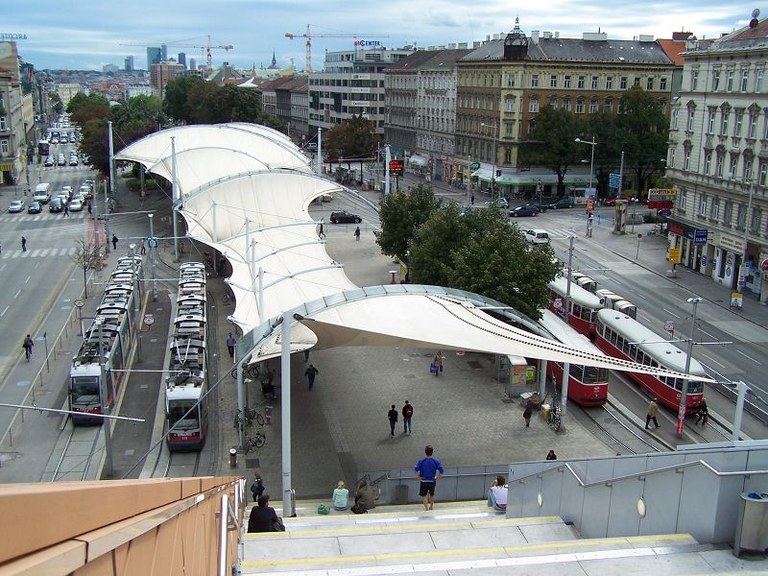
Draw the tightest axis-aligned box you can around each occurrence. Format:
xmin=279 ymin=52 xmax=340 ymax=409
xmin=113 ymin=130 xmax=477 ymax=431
xmin=3 ymin=1 xmax=762 ymax=71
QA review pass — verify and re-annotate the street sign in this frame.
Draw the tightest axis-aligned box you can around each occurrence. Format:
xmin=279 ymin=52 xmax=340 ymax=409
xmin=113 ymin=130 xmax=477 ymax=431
xmin=664 ymin=321 xmax=674 ymax=334
xmin=609 ymin=173 xmax=620 ymax=188
xmin=668 ymin=247 xmax=681 ymax=264
xmin=470 ymin=162 xmax=480 ymax=170
xmin=74 ymin=299 xmax=84 ymax=308
xmin=148 ymin=237 xmax=158 ymax=248
xmin=553 ymin=297 xmax=563 ymax=310
xmin=693 ymin=229 xmax=708 ymax=245
xmin=144 ymin=314 xmax=155 ymax=326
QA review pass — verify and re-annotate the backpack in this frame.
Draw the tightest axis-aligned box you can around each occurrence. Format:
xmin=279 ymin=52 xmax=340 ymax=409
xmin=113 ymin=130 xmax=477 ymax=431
xmin=351 ymin=501 xmax=368 ymax=514
xmin=403 ymin=405 xmax=413 ymax=418
xmin=250 ymin=478 xmax=264 ymax=498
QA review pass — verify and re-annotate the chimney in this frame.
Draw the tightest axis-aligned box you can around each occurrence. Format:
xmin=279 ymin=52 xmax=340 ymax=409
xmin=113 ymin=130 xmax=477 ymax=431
xmin=531 ymin=30 xmax=540 ymax=44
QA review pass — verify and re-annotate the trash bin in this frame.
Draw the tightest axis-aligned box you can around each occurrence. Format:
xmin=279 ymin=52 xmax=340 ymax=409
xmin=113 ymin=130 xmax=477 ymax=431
xmin=734 ymin=491 xmax=768 ymax=556
xmin=541 ymin=404 xmax=551 ymax=421
xmin=229 ymin=448 xmax=238 ymax=468
xmin=264 ymin=405 xmax=273 ymax=425
xmin=394 ymin=484 xmax=408 ymax=505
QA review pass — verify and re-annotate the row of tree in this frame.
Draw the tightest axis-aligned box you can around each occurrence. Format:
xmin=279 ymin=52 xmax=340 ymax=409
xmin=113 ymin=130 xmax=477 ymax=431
xmin=376 ymin=185 xmax=560 ymax=320
xmin=519 ymin=87 xmax=670 ymax=196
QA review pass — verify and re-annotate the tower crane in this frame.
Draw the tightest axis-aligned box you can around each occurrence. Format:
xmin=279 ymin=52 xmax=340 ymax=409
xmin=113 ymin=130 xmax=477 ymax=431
xmin=285 ymin=25 xmax=388 ymax=73
xmin=120 ymin=35 xmax=234 ymax=71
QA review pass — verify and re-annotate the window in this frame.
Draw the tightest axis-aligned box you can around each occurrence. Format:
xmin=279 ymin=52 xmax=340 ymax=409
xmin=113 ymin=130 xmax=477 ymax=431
xmin=737 ymin=203 xmax=747 ymax=229
xmin=683 ymin=148 xmax=691 ymax=171
xmin=672 ymin=109 xmax=679 ymax=130
xmin=564 ymin=75 xmax=571 ymax=88
xmin=550 ymin=74 xmax=558 ymax=88
xmin=606 ymin=76 xmax=613 ymax=89
xmin=578 ymin=76 xmax=585 ymax=89
xmin=0 ymin=139 xmax=7 ymax=155
xmin=686 ymin=109 xmax=695 ymax=132
xmin=548 ymin=96 xmax=558 ymax=108
xmin=723 ymin=200 xmax=732 ymax=225
xmin=748 ymin=110 xmax=758 ymax=139
xmin=761 ymin=161 xmax=768 ymax=186
xmin=530 ymin=74 xmax=539 ymax=88
xmin=729 ymin=155 xmax=738 ymax=179
xmin=691 ymin=69 xmax=699 ymax=90
xmin=506 ymin=73 xmax=515 ymax=87
xmin=528 ymin=96 xmax=539 ymax=113
xmin=589 ymin=97 xmax=598 ymax=113
xmin=707 ymin=108 xmax=716 ymax=133
xmin=711 ymin=198 xmax=719 ymax=220
xmin=0 ymin=116 xmax=6 ymax=130
xmin=562 ymin=97 xmax=571 ymax=111
xmin=591 ymin=76 xmax=599 ymax=89
xmin=575 ymin=97 xmax=584 ymax=114
xmin=505 ymin=96 xmax=516 ymax=112
xmin=750 ymin=207 xmax=761 ymax=233
xmin=712 ymin=69 xmax=721 ymax=91
xmin=741 ymin=70 xmax=749 ymax=92
xmin=757 ymin=69 xmax=765 ymax=93
xmin=680 ymin=188 xmax=688 ymax=210
xmin=704 ymin=152 xmax=712 ymax=174
xmin=633 ymin=76 xmax=641 ymax=87
xmin=726 ymin=69 xmax=735 ymax=92
xmin=660 ymin=77 xmax=668 ymax=90
xmin=744 ymin=157 xmax=753 ymax=181
xmin=646 ymin=77 xmax=654 ymax=90
xmin=734 ymin=109 xmax=744 ymax=137
xmin=716 ymin=154 xmax=724 ymax=178
xmin=720 ymin=108 xmax=729 ymax=135
xmin=698 ymin=194 xmax=707 ymax=217
xmin=620 ymin=76 xmax=628 ymax=89
xmin=670 ymin=147 xmax=676 ymax=167
xmin=603 ymin=97 xmax=613 ymax=112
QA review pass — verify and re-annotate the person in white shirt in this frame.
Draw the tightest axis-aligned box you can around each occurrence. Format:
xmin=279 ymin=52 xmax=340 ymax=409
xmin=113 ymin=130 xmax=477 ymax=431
xmin=487 ymin=475 xmax=508 ymax=512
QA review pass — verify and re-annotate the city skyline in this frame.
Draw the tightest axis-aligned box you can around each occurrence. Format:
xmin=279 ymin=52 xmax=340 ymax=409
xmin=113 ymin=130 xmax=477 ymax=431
xmin=2 ymin=1 xmax=762 ymax=71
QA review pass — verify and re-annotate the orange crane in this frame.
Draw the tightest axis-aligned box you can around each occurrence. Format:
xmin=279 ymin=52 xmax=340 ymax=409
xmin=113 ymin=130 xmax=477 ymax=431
xmin=121 ymin=35 xmax=233 ymax=71
xmin=285 ymin=25 xmax=388 ymax=72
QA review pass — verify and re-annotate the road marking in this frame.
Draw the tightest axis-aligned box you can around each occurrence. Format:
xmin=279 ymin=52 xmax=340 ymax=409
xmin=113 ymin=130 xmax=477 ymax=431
xmin=14 ymin=289 xmax=21 ymax=299
xmin=700 ymin=352 xmax=726 ymax=369
xmin=25 ymin=275 xmax=31 ymax=285
xmin=698 ymin=328 xmax=716 ymax=339
xmin=737 ymin=349 xmax=762 ymax=365
xmin=662 ymin=308 xmax=680 ymax=319
xmin=0 ymin=306 xmax=8 ymax=317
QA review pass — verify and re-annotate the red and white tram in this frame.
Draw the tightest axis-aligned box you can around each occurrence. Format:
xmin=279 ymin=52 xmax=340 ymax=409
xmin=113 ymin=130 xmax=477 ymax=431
xmin=546 ymin=275 xmax=605 ymax=337
xmin=594 ymin=309 xmax=705 ymax=414
xmin=538 ymin=310 xmax=609 ymax=406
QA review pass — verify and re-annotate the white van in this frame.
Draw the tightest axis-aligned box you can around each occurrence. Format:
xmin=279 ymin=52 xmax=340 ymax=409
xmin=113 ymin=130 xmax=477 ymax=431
xmin=33 ymin=182 xmax=52 ymax=204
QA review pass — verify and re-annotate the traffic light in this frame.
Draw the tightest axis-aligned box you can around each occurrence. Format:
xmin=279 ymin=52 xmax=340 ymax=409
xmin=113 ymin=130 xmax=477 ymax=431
xmin=389 ymin=159 xmax=404 ymax=176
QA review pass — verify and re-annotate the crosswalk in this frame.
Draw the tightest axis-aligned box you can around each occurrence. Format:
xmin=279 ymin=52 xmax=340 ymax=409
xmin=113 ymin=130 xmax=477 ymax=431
xmin=0 ymin=247 xmax=80 ymax=259
xmin=0 ymin=212 xmax=88 ymax=223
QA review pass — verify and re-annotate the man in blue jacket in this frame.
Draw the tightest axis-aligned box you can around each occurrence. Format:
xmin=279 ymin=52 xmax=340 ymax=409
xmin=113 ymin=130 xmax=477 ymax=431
xmin=414 ymin=445 xmax=444 ymax=511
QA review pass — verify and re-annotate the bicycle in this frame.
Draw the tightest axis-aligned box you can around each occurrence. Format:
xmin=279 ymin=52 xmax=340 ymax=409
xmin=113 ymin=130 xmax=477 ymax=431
xmin=244 ymin=431 xmax=266 ymax=454
xmin=233 ymin=407 xmax=265 ymax=430
xmin=547 ymin=399 xmax=562 ymax=432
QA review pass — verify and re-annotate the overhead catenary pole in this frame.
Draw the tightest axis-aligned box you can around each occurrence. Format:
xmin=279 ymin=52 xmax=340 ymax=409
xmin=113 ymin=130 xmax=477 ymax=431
xmin=315 ymin=127 xmax=322 ymax=175
xmin=106 ymin=122 xmax=115 ymax=253
xmin=170 ymin=136 xmax=180 ymax=262
xmin=384 ymin=145 xmax=391 ymax=195
xmin=559 ymin=235 xmax=576 ymax=432
xmin=97 ymin=318 xmax=115 ymax=477
xmin=148 ymin=213 xmax=157 ymax=301
xmin=280 ymin=314 xmax=293 ymax=518
xmin=676 ymin=296 xmax=702 ymax=438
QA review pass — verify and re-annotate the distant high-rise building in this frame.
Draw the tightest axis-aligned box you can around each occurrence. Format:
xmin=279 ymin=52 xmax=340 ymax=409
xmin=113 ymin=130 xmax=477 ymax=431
xmin=161 ymin=44 xmax=168 ymax=62
xmin=150 ymin=62 xmax=185 ymax=95
xmin=103 ymin=63 xmax=119 ymax=74
xmin=124 ymin=55 xmax=134 ymax=71
xmin=189 ymin=57 xmax=197 ymax=71
xmin=178 ymin=52 xmax=186 ymax=67
xmin=146 ymin=47 xmax=161 ymax=70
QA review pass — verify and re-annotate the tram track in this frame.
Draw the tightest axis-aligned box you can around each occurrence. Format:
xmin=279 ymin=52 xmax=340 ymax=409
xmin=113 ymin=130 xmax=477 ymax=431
xmin=50 ymin=423 xmax=102 ymax=482
xmin=571 ymin=402 xmax=664 ymax=455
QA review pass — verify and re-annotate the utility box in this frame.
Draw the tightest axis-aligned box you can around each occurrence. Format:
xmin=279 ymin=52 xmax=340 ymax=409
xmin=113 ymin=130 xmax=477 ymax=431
xmin=734 ymin=492 xmax=768 ymax=556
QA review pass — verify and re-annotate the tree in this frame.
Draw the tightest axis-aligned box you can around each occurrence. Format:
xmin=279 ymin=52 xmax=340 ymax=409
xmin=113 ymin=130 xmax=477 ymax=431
xmin=67 ymin=93 xmax=109 ymax=117
xmin=408 ymin=204 xmax=560 ymax=319
xmin=617 ymin=87 xmax=669 ymax=196
xmin=163 ymin=76 xmax=205 ymax=123
xmin=71 ymin=238 xmax=104 ymax=299
xmin=519 ymin=107 xmax=586 ymax=195
xmin=112 ymin=94 xmax=166 ymax=148
xmin=375 ymin=184 xmax=442 ymax=263
xmin=588 ymin=111 xmax=623 ymax=198
xmin=324 ymin=115 xmax=379 ymax=161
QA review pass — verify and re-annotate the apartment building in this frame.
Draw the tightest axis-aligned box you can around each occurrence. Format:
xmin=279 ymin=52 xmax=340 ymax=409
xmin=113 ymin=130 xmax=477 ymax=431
xmin=667 ymin=16 xmax=768 ymax=300
xmin=455 ymin=20 xmax=675 ymax=198
xmin=150 ymin=62 xmax=184 ymax=96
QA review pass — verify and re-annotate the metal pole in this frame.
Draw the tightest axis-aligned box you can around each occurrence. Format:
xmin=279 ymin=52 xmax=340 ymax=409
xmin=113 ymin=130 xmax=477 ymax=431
xmin=676 ymin=297 xmax=701 ymax=437
xmin=315 ymin=127 xmax=322 ymax=175
xmin=280 ymin=314 xmax=293 ymax=518
xmin=103 ymin=178 xmax=111 ymax=254
xmin=588 ymin=136 xmax=595 ymax=200
xmin=738 ymin=180 xmax=755 ymax=290
xmin=148 ymin=213 xmax=157 ymax=301
xmin=170 ymin=136 xmax=180 ymax=262
xmin=384 ymin=145 xmax=391 ymax=196
xmin=733 ymin=380 xmax=748 ymax=442
xmin=559 ymin=236 xmax=576 ymax=432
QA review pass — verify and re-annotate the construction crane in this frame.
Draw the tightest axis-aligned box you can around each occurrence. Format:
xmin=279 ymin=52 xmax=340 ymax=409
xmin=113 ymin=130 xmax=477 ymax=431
xmin=285 ymin=25 xmax=388 ymax=73
xmin=120 ymin=35 xmax=233 ymax=71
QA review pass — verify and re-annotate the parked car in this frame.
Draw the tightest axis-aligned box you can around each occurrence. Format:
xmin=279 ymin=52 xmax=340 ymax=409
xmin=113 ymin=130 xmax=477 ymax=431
xmin=8 ymin=199 xmax=25 ymax=213
xmin=27 ymin=201 xmax=42 ymax=214
xmin=330 ymin=210 xmax=362 ymax=224
xmin=509 ymin=203 xmax=540 ymax=217
xmin=547 ymin=197 xmax=575 ymax=209
xmin=524 ymin=229 xmax=551 ymax=245
xmin=484 ymin=197 xmax=509 ymax=209
xmin=603 ymin=196 xmax=618 ymax=207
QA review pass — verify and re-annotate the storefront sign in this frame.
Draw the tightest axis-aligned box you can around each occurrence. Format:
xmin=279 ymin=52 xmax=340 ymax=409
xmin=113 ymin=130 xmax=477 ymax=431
xmin=719 ymin=235 xmax=745 ymax=253
xmin=693 ymin=229 xmax=708 ymax=245
xmin=0 ymin=163 xmax=14 ymax=171
xmin=761 ymin=258 xmax=768 ymax=273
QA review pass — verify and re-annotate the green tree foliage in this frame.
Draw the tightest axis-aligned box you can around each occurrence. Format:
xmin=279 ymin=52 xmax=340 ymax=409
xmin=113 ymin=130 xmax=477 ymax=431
xmin=48 ymin=92 xmax=64 ymax=116
xmin=162 ymin=76 xmax=205 ymax=123
xmin=408 ymin=204 xmax=559 ymax=319
xmin=324 ymin=115 xmax=379 ymax=160
xmin=519 ymin=107 xmax=585 ymax=195
xmin=588 ymin=111 xmax=623 ymax=197
xmin=375 ymin=184 xmax=442 ymax=262
xmin=112 ymin=94 xmax=166 ymax=147
xmin=67 ymin=92 xmax=109 ymax=117
xmin=617 ymin=87 xmax=669 ymax=195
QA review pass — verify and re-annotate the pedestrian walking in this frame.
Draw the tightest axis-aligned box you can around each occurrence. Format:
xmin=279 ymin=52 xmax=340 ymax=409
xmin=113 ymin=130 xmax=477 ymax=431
xmin=111 ymin=234 xmax=118 ymax=250
xmin=387 ymin=404 xmax=398 ymax=438
xmin=140 ymin=239 xmax=146 ymax=255
xmin=414 ymin=445 xmax=444 ymax=511
xmin=645 ymin=398 xmax=660 ymax=429
xmin=63 ymin=202 xmax=69 ymax=216
xmin=354 ymin=226 xmax=360 ymax=241
xmin=250 ymin=472 xmax=264 ymax=503
xmin=318 ymin=221 xmax=326 ymax=239
xmin=523 ymin=403 xmax=532 ymax=427
xmin=432 ymin=351 xmax=443 ymax=377
xmin=402 ymin=400 xmax=413 ymax=435
xmin=304 ymin=364 xmax=319 ymax=390
xmin=695 ymin=398 xmax=709 ymax=426
xmin=21 ymin=236 xmax=27 ymax=252
xmin=87 ymin=201 xmax=92 ymax=216
xmin=226 ymin=332 xmax=236 ymax=359
xmin=22 ymin=334 xmax=34 ymax=361
xmin=470 ymin=193 xmax=475 ymax=205
xmin=546 ymin=449 xmax=557 ymax=460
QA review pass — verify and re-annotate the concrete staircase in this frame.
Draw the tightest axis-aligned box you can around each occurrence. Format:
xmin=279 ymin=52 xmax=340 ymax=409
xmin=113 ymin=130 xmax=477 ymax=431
xmin=240 ymin=500 xmax=746 ymax=575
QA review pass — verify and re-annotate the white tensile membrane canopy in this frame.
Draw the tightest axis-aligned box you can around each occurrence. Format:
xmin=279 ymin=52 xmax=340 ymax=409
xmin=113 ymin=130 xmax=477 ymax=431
xmin=116 ymin=123 xmax=713 ymax=384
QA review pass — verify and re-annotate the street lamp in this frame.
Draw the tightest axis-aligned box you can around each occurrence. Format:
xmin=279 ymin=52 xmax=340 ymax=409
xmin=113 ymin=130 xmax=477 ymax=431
xmin=575 ymin=137 xmax=597 ymax=202
xmin=481 ymin=122 xmax=497 ymax=200
xmin=676 ymin=296 xmax=702 ymax=438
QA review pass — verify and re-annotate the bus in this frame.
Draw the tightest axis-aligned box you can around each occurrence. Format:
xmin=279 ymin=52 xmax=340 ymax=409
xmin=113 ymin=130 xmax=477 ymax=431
xmin=69 ymin=257 xmax=143 ymax=425
xmin=546 ymin=275 xmax=605 ymax=337
xmin=538 ymin=309 xmax=609 ymax=406
xmin=594 ymin=309 xmax=706 ymax=414
xmin=166 ymin=262 xmax=209 ymax=451
xmin=38 ymin=140 xmax=50 ymax=156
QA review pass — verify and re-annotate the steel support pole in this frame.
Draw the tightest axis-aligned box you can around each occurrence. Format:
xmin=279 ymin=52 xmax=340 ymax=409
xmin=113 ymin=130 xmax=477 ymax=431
xmin=676 ymin=297 xmax=701 ymax=437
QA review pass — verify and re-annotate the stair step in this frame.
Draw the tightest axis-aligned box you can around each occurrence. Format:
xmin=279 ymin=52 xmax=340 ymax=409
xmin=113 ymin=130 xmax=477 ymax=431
xmin=241 ymin=533 xmax=699 ymax=574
